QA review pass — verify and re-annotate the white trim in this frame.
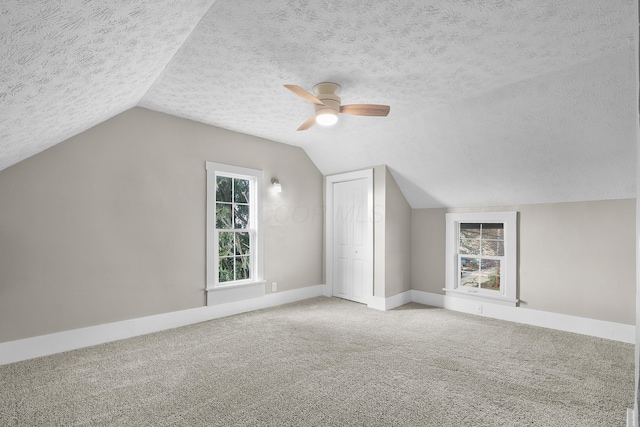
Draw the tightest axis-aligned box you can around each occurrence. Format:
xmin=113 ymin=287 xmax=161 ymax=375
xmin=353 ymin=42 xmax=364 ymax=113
xmin=412 ymin=290 xmax=635 ymax=344
xmin=0 ymin=285 xmax=325 ymax=366
xmin=206 ymin=280 xmax=266 ymax=305
xmin=368 ymin=291 xmax=413 ymax=311
xmin=628 ymin=408 xmax=635 ymax=427
xmin=2 ymin=286 xmax=632 ymax=365
xmin=443 ymin=287 xmax=518 ymax=306
xmin=322 ymin=283 xmax=332 ymax=297
xmin=206 ymin=162 xmax=264 ymax=296
xmin=367 ymin=296 xmax=386 ymax=311
xmin=325 ymin=169 xmax=374 ymax=304
xmin=411 ymin=290 xmax=445 ymax=307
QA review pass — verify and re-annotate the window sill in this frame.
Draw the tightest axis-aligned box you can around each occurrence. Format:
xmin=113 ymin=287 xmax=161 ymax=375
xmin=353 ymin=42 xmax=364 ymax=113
xmin=443 ymin=288 xmax=518 ymax=307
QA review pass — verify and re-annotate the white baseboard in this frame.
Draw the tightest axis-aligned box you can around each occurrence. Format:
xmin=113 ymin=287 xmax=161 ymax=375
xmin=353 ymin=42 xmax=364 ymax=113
xmin=628 ymin=408 xmax=635 ymax=427
xmin=1 ymin=286 xmax=633 ymax=365
xmin=0 ymin=284 xmax=326 ymax=366
xmin=368 ymin=290 xmax=413 ymax=311
xmin=322 ymin=283 xmax=332 ymax=297
xmin=411 ymin=290 xmax=445 ymax=307
xmin=411 ymin=290 xmax=635 ymax=344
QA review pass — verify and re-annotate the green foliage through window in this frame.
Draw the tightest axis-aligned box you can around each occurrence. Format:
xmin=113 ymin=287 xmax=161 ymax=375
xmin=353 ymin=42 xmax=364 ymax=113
xmin=216 ymin=175 xmax=252 ymax=283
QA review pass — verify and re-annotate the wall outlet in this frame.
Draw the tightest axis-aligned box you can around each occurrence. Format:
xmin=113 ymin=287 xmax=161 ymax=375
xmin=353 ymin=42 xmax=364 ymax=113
xmin=475 ymin=304 xmax=483 ymax=314
xmin=271 ymin=282 xmax=277 ymax=292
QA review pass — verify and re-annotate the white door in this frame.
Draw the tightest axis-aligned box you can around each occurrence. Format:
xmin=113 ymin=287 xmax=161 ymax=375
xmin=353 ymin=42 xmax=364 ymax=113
xmin=327 ymin=171 xmax=373 ymax=304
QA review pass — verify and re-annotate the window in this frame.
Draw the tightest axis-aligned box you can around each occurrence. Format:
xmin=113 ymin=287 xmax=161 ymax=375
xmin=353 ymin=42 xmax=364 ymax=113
xmin=206 ymin=162 xmax=264 ymax=302
xmin=459 ymin=223 xmax=503 ymax=291
xmin=215 ymin=175 xmax=252 ymax=283
xmin=445 ymin=212 xmax=517 ymax=306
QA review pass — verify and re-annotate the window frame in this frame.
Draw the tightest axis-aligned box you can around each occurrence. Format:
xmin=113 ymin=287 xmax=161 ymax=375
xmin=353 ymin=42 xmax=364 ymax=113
xmin=206 ymin=162 xmax=264 ymax=295
xmin=445 ymin=212 xmax=518 ymax=306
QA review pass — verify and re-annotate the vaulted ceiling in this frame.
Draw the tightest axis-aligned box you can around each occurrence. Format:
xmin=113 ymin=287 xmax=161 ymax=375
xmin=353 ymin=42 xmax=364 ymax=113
xmin=2 ymin=0 xmax=636 ymax=208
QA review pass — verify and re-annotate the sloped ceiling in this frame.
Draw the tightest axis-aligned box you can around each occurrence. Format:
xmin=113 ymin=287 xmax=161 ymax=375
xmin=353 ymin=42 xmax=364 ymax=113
xmin=1 ymin=0 xmax=636 ymax=208
xmin=0 ymin=0 xmax=215 ymax=170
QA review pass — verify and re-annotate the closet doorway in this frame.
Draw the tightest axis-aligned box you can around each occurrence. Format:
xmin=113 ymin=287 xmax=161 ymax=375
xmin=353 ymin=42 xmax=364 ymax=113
xmin=325 ymin=169 xmax=373 ymax=304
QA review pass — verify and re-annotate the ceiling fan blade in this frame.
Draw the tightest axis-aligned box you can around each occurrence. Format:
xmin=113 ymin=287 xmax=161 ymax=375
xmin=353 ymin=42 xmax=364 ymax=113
xmin=340 ymin=104 xmax=390 ymax=117
xmin=284 ymin=84 xmax=324 ymax=105
xmin=297 ymin=116 xmax=317 ymax=131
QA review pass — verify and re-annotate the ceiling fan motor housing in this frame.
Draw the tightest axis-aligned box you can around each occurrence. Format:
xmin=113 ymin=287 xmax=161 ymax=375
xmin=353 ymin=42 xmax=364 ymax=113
xmin=313 ymin=82 xmax=341 ymax=123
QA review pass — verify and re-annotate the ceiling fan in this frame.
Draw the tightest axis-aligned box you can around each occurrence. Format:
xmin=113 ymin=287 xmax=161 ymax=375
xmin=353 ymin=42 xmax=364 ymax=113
xmin=284 ymin=82 xmax=390 ymax=131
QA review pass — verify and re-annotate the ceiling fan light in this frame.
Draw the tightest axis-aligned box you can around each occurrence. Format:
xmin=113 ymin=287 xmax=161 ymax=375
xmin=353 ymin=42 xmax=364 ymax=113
xmin=316 ymin=110 xmax=338 ymax=126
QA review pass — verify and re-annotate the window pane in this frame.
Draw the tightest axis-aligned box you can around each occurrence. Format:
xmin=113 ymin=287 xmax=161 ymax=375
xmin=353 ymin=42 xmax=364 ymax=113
xmin=219 ymin=257 xmax=234 ymax=282
xmin=461 ymin=273 xmax=480 ymax=288
xmin=460 ymin=257 xmax=480 ymax=287
xmin=235 ymin=256 xmax=250 ymax=280
xmin=234 ymin=204 xmax=250 ymax=229
xmin=481 ymin=259 xmax=500 ymax=274
xmin=482 ymin=223 xmax=504 ymax=240
xmin=234 ymin=178 xmax=250 ymax=204
xmin=481 ymin=240 xmax=504 ymax=256
xmin=216 ymin=176 xmax=232 ymax=202
xmin=218 ymin=232 xmax=234 ymax=256
xmin=460 ymin=238 xmax=480 ymax=255
xmin=235 ymin=232 xmax=250 ymax=256
xmin=480 ymin=259 xmax=501 ymax=291
xmin=460 ymin=223 xmax=480 ymax=238
xmin=461 ymin=257 xmax=480 ymax=272
xmin=216 ymin=203 xmax=232 ymax=229
xmin=480 ymin=274 xmax=500 ymax=291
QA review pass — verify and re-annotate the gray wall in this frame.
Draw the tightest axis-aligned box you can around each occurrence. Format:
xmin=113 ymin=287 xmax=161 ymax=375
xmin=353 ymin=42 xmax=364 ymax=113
xmin=383 ymin=167 xmax=412 ymax=297
xmin=372 ymin=165 xmax=412 ymax=298
xmin=0 ymin=105 xmax=632 ymax=343
xmin=0 ymin=107 xmax=324 ymax=343
xmin=412 ymin=200 xmax=636 ymax=325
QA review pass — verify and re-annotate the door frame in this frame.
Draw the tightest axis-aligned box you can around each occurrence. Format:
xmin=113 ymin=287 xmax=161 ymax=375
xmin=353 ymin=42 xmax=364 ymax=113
xmin=325 ymin=169 xmax=374 ymax=303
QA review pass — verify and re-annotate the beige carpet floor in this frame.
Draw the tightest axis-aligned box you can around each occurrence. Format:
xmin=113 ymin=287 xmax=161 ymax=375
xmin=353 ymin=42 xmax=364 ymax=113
xmin=0 ymin=297 xmax=634 ymax=426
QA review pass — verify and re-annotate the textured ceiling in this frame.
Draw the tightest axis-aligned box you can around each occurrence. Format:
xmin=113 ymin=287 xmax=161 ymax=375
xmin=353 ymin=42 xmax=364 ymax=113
xmin=2 ymin=0 xmax=637 ymax=208
xmin=0 ymin=0 xmax=214 ymax=170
